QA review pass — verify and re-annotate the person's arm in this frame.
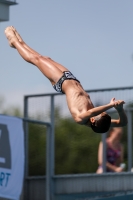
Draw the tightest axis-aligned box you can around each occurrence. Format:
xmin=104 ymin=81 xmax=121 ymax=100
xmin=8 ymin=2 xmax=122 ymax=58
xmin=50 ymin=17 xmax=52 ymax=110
xmin=106 ymin=163 xmax=123 ymax=172
xmin=97 ymin=141 xmax=103 ymax=165
xmin=77 ymin=98 xmax=115 ymax=122
xmin=77 ymin=98 xmax=125 ymax=123
xmin=111 ymin=100 xmax=128 ymax=127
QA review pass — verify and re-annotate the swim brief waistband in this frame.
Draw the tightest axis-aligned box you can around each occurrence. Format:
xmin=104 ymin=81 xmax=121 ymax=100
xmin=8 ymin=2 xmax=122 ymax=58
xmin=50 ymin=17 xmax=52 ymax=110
xmin=53 ymin=71 xmax=80 ymax=93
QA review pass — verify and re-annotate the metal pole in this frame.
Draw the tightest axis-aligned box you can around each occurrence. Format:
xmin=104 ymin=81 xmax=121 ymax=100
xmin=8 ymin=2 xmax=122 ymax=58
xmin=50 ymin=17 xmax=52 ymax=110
xmin=102 ymin=132 xmax=107 ymax=173
xmin=50 ymin=95 xmax=55 ymax=176
xmin=23 ymin=96 xmax=29 ymax=200
xmin=50 ymin=95 xmax=55 ymax=200
xmin=23 ymin=96 xmax=29 ymax=177
xmin=127 ymin=110 xmax=132 ymax=172
xmin=46 ymin=125 xmax=51 ymax=200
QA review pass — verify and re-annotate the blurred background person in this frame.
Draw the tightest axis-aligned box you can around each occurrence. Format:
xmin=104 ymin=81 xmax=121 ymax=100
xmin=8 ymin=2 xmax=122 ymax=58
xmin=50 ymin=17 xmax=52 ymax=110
xmin=96 ymin=127 xmax=125 ymax=173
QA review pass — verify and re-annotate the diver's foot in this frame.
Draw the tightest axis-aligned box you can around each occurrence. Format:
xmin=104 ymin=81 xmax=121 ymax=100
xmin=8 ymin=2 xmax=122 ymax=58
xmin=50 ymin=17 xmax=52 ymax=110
xmin=11 ymin=26 xmax=23 ymax=43
xmin=5 ymin=26 xmax=17 ymax=48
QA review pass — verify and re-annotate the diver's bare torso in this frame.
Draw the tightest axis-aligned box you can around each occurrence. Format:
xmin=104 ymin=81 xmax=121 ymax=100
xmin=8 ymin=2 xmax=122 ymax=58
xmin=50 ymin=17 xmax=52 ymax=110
xmin=62 ymin=79 xmax=94 ymax=124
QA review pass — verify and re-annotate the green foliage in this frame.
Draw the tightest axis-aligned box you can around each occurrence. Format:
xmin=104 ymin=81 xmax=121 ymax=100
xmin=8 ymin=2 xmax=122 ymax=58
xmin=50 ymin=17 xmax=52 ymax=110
xmin=28 ymin=107 xmax=101 ymax=176
xmin=3 ymin=106 xmax=22 ymax=117
xmin=28 ymin=124 xmax=47 ymax=176
xmin=55 ymin=117 xmax=101 ymax=174
xmin=0 ymin=96 xmax=22 ymax=117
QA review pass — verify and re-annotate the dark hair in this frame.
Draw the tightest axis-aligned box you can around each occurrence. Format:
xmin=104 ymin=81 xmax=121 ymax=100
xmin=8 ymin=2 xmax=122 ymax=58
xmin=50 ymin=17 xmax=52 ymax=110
xmin=91 ymin=113 xmax=111 ymax=134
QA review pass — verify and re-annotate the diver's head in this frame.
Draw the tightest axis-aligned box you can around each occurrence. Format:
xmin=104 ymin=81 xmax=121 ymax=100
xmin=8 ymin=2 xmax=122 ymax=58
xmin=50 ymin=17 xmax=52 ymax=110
xmin=90 ymin=112 xmax=111 ymax=133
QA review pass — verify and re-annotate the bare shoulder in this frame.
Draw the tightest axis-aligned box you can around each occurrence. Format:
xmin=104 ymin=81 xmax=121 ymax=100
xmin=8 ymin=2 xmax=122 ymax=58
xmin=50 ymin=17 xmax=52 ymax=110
xmin=74 ymin=115 xmax=89 ymax=125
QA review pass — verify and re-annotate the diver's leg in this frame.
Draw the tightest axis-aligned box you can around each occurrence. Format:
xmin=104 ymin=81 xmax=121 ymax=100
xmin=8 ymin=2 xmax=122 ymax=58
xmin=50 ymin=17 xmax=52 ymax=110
xmin=11 ymin=26 xmax=69 ymax=72
xmin=5 ymin=27 xmax=63 ymax=85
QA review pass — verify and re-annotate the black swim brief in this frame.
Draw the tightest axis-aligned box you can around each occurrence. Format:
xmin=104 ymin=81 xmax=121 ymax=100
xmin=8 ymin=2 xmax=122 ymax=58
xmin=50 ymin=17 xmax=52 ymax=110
xmin=53 ymin=71 xmax=80 ymax=93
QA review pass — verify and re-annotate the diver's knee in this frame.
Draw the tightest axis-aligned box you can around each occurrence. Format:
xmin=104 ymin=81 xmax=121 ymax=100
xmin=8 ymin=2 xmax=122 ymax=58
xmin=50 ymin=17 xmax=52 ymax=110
xmin=45 ymin=56 xmax=52 ymax=60
xmin=30 ymin=54 xmax=41 ymax=64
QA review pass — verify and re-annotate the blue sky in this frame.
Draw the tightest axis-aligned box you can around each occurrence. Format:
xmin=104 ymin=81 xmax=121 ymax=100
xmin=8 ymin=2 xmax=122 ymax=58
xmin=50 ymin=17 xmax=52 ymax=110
xmin=1 ymin=0 xmax=133 ymax=109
